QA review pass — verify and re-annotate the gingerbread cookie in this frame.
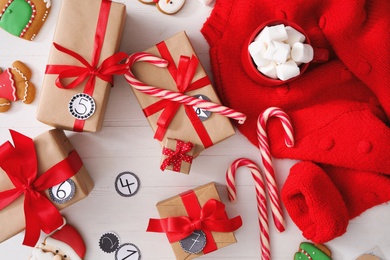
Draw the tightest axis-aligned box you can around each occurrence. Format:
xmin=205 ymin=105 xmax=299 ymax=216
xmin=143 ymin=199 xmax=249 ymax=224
xmin=30 ymin=224 xmax=86 ymax=260
xmin=356 ymin=255 xmax=381 ymax=260
xmin=138 ymin=0 xmax=186 ymax=15
xmin=294 ymin=242 xmax=332 ymax=260
xmin=0 ymin=60 xmax=35 ymax=112
xmin=0 ymin=0 xmax=51 ymax=41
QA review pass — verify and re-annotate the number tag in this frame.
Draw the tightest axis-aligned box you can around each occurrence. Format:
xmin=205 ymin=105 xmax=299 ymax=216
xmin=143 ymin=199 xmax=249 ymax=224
xmin=115 ymin=243 xmax=141 ymax=260
xmin=49 ymin=179 xmax=76 ymax=204
xmin=68 ymin=93 xmax=96 ymax=120
xmin=192 ymin=94 xmax=212 ymax=121
xmin=179 ymin=230 xmax=206 ymax=254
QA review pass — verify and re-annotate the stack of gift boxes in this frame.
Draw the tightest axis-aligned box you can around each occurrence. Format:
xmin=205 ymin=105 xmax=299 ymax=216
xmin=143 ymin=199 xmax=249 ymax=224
xmin=0 ymin=0 xmax=244 ymax=258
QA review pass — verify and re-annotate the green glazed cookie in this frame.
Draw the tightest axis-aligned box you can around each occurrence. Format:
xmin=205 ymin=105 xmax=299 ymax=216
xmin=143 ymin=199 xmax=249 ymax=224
xmin=294 ymin=242 xmax=332 ymax=260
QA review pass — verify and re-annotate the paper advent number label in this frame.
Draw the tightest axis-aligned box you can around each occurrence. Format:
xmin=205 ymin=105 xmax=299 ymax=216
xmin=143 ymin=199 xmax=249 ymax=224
xmin=48 ymin=179 xmax=76 ymax=204
xmin=68 ymin=93 xmax=96 ymax=120
xmin=115 ymin=172 xmax=140 ymax=197
xmin=99 ymin=232 xmax=120 ymax=254
xmin=192 ymin=94 xmax=212 ymax=121
xmin=179 ymin=230 xmax=206 ymax=254
xmin=115 ymin=243 xmax=141 ymax=260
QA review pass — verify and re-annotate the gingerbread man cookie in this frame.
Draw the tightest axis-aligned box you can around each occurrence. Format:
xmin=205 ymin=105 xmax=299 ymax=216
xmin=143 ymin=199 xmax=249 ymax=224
xmin=0 ymin=0 xmax=51 ymax=41
xmin=0 ymin=60 xmax=35 ymax=112
xmin=294 ymin=242 xmax=332 ymax=260
xmin=30 ymin=224 xmax=86 ymax=260
xmin=139 ymin=0 xmax=186 ymax=15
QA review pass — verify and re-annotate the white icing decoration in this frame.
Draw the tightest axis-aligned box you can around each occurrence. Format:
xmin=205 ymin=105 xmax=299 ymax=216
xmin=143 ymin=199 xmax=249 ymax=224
xmin=157 ymin=0 xmax=185 ymax=14
xmin=43 ymin=0 xmax=51 ymax=8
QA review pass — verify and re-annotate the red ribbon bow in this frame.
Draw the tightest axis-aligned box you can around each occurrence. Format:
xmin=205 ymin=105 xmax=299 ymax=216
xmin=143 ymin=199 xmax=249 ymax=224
xmin=160 ymin=140 xmax=194 ymax=172
xmin=45 ymin=0 xmax=129 ymax=132
xmin=0 ymin=130 xmax=83 ymax=246
xmin=147 ymin=194 xmax=242 ymax=254
xmin=143 ymin=42 xmax=214 ymax=148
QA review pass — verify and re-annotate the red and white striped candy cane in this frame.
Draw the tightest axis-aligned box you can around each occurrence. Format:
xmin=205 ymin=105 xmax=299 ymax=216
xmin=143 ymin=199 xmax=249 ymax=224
xmin=226 ymin=158 xmax=270 ymax=260
xmin=257 ymin=107 xmax=294 ymax=232
xmin=124 ymin=52 xmax=247 ymax=124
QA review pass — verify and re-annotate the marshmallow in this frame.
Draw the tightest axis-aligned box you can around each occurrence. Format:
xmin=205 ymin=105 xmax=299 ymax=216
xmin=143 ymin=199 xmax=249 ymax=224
xmin=276 ymin=60 xmax=300 ymax=81
xmin=272 ymin=41 xmax=291 ymax=64
xmin=266 ymin=24 xmax=288 ymax=42
xmin=258 ymin=61 xmax=278 ymax=79
xmin=249 ymin=41 xmax=269 ymax=67
xmin=291 ymin=42 xmax=314 ymax=63
xmin=254 ymin=26 xmax=270 ymax=43
xmin=285 ymin=26 xmax=306 ymax=47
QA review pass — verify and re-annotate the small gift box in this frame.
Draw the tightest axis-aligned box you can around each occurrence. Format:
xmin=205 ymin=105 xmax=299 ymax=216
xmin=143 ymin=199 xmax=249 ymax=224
xmin=0 ymin=129 xmax=94 ymax=246
xmin=160 ymin=138 xmax=195 ymax=174
xmin=36 ymin=0 xmax=127 ymax=132
xmin=147 ymin=182 xmax=242 ymax=259
xmin=127 ymin=31 xmax=245 ymax=157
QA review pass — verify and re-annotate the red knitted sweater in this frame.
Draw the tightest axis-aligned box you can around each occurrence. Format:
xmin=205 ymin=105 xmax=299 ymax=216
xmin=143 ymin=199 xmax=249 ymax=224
xmin=202 ymin=0 xmax=390 ymax=243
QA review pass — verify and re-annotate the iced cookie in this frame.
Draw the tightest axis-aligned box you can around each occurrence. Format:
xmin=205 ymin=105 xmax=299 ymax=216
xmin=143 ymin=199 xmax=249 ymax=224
xmin=0 ymin=60 xmax=35 ymax=112
xmin=155 ymin=0 xmax=186 ymax=15
xmin=294 ymin=242 xmax=332 ymax=260
xmin=30 ymin=224 xmax=86 ymax=260
xmin=0 ymin=0 xmax=51 ymax=41
xmin=138 ymin=0 xmax=154 ymax=3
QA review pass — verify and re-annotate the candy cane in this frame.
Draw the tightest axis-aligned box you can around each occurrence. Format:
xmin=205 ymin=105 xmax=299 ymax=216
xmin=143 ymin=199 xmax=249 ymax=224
xmin=226 ymin=158 xmax=270 ymax=260
xmin=124 ymin=52 xmax=247 ymax=124
xmin=257 ymin=107 xmax=294 ymax=232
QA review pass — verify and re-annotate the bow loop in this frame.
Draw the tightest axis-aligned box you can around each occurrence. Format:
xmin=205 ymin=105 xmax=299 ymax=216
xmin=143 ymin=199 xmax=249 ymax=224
xmin=0 ymin=131 xmax=83 ymax=246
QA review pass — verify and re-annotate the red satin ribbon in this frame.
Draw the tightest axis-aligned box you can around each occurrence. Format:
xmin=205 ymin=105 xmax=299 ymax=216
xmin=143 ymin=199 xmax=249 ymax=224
xmin=45 ymin=0 xmax=129 ymax=132
xmin=160 ymin=140 xmax=194 ymax=172
xmin=142 ymin=41 xmax=214 ymax=148
xmin=0 ymin=130 xmax=83 ymax=246
xmin=147 ymin=190 xmax=242 ymax=254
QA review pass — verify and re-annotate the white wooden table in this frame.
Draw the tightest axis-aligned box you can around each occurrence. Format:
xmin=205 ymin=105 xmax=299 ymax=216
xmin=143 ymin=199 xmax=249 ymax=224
xmin=0 ymin=1 xmax=389 ymax=259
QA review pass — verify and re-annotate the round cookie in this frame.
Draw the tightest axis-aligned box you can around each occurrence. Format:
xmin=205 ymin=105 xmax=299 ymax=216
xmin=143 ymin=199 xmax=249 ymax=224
xmin=155 ymin=0 xmax=186 ymax=15
xmin=294 ymin=242 xmax=332 ymax=260
xmin=0 ymin=60 xmax=35 ymax=112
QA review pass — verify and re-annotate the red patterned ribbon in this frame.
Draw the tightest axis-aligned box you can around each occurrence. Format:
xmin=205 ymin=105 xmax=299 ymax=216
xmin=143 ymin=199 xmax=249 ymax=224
xmin=45 ymin=0 xmax=129 ymax=132
xmin=160 ymin=140 xmax=194 ymax=172
xmin=147 ymin=190 xmax=242 ymax=254
xmin=0 ymin=130 xmax=83 ymax=246
xmin=142 ymin=41 xmax=214 ymax=148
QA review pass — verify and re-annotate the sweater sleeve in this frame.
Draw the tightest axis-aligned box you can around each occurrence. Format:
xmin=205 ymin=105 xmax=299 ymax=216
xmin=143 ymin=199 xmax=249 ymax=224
xmin=321 ymin=0 xmax=390 ymax=118
xmin=200 ymin=0 xmax=236 ymax=48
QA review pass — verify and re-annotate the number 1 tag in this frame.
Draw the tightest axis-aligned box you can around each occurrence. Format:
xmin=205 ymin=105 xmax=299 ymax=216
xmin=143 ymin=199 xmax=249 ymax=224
xmin=68 ymin=93 xmax=96 ymax=120
xmin=49 ymin=179 xmax=76 ymax=204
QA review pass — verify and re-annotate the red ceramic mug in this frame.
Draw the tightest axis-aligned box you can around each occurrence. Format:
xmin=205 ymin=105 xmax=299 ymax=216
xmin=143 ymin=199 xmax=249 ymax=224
xmin=241 ymin=19 xmax=329 ymax=86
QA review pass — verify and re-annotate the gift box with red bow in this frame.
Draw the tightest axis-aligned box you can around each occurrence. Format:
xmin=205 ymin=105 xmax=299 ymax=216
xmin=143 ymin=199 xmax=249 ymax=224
xmin=147 ymin=182 xmax=242 ymax=259
xmin=127 ymin=31 xmax=244 ymax=158
xmin=160 ymin=138 xmax=195 ymax=174
xmin=36 ymin=0 xmax=127 ymax=132
xmin=0 ymin=129 xmax=94 ymax=246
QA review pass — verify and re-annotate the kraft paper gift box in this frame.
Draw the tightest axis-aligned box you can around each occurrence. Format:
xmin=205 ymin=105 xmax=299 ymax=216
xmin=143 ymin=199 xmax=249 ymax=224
xmin=36 ymin=0 xmax=127 ymax=132
xmin=0 ymin=129 xmax=94 ymax=245
xmin=160 ymin=138 xmax=195 ymax=174
xmin=147 ymin=182 xmax=242 ymax=259
xmin=129 ymin=31 xmax=236 ymax=157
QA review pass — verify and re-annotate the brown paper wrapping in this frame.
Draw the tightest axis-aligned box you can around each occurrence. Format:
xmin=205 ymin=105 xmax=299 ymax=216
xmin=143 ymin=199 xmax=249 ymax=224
xmin=0 ymin=129 xmax=94 ymax=243
xmin=131 ymin=31 xmax=235 ymax=156
xmin=36 ymin=0 xmax=126 ymax=132
xmin=155 ymin=182 xmax=237 ymax=259
xmin=160 ymin=138 xmax=195 ymax=174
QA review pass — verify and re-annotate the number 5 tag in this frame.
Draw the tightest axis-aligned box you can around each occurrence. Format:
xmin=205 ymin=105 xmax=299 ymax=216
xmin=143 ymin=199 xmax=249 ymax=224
xmin=68 ymin=93 xmax=96 ymax=120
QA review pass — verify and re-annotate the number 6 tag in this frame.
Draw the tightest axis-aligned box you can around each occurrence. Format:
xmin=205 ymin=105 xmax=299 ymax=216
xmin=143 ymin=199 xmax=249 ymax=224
xmin=68 ymin=93 xmax=96 ymax=120
xmin=49 ymin=179 xmax=76 ymax=204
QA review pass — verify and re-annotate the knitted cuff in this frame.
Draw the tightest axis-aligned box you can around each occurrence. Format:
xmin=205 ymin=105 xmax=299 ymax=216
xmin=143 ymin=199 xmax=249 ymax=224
xmin=201 ymin=0 xmax=235 ymax=47
xmin=281 ymin=161 xmax=349 ymax=243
